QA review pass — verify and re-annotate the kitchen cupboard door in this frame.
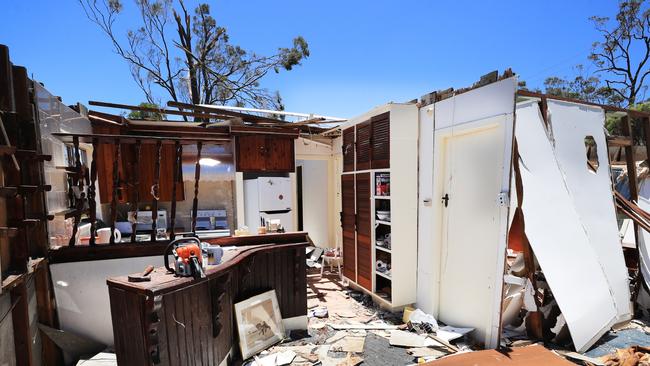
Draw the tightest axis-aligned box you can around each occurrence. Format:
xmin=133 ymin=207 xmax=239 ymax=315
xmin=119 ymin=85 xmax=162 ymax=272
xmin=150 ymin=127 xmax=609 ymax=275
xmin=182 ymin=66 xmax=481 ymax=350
xmin=236 ymin=135 xmax=266 ymax=172
xmin=265 ymin=137 xmax=295 ymax=172
xmin=342 ymin=127 xmax=355 ymax=172
xmin=341 ymin=174 xmax=356 ymax=281
xmin=371 ymin=112 xmax=390 ymax=169
xmin=356 ymin=121 xmax=371 ymax=171
xmin=122 ymin=144 xmax=184 ymax=202
xmin=355 ymin=172 xmax=372 ymax=291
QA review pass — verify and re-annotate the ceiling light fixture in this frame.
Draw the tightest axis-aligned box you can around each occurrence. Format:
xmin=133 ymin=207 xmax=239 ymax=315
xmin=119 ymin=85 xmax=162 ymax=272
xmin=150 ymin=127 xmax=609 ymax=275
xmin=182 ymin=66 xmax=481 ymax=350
xmin=199 ymin=158 xmax=221 ymax=167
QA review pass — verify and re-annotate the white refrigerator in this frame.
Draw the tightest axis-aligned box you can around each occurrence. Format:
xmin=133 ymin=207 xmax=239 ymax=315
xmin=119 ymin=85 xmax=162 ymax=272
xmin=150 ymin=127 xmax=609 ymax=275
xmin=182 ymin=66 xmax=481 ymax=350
xmin=244 ymin=177 xmax=294 ymax=232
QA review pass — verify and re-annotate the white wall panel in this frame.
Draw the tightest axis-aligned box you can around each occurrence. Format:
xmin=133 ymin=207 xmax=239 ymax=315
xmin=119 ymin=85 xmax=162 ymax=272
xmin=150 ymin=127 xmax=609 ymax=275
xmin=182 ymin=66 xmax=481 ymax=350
xmin=434 ymin=78 xmax=517 ymax=130
xmin=416 ymin=105 xmax=436 ymax=314
xmin=547 ymin=100 xmax=631 ymax=322
xmin=515 ymin=101 xmax=616 ymax=352
xmin=51 ymin=256 xmax=166 ymax=346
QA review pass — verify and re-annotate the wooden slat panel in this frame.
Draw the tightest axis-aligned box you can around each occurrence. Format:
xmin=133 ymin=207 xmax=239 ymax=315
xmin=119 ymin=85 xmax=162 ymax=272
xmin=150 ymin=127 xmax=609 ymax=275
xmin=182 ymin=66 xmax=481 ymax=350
xmin=342 ymin=127 xmax=355 ymax=172
xmin=371 ymin=112 xmax=390 ymax=169
xmin=235 ymin=135 xmax=266 ymax=171
xmin=341 ymin=174 xmax=356 ymax=281
xmin=109 ymin=286 xmax=147 ymax=366
xmin=265 ymin=137 xmax=295 ymax=172
xmin=355 ymin=121 xmax=371 ymax=170
xmin=355 ymin=172 xmax=372 ymax=291
xmin=11 ymin=281 xmax=33 ymax=366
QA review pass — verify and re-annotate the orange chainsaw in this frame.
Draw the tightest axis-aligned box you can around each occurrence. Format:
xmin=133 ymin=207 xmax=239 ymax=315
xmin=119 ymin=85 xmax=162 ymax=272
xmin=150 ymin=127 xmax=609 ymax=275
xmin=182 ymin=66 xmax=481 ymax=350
xmin=164 ymin=237 xmax=206 ymax=279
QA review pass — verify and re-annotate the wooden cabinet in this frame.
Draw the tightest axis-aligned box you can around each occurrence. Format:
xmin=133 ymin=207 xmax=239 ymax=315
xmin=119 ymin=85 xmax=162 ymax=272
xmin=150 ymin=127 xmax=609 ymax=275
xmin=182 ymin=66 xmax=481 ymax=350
xmin=235 ymin=135 xmax=295 ymax=172
xmin=355 ymin=172 xmax=372 ymax=291
xmin=342 ymin=127 xmax=355 ymax=172
xmin=122 ymin=144 xmax=184 ymax=203
xmin=94 ymin=123 xmax=184 ymax=203
xmin=339 ymin=104 xmax=418 ymax=308
xmin=341 ymin=174 xmax=356 ymax=281
xmin=341 ymin=113 xmax=391 ymax=173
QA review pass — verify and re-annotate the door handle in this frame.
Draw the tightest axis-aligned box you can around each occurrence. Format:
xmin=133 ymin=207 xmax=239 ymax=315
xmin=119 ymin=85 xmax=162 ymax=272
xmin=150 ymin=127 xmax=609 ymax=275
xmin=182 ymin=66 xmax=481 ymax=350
xmin=441 ymin=193 xmax=449 ymax=207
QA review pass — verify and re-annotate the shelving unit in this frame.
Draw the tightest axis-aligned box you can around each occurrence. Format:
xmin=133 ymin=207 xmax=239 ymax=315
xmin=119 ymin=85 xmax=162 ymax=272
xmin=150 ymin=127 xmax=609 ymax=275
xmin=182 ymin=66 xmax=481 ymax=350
xmin=340 ymin=103 xmax=418 ymax=308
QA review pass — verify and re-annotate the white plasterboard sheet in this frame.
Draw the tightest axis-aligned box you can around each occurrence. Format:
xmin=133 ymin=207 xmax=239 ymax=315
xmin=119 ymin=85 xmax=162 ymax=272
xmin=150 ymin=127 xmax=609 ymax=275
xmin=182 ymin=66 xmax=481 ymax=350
xmin=547 ymin=100 xmax=631 ymax=321
xmin=636 ymin=179 xmax=650 ymax=290
xmin=515 ymin=101 xmax=616 ymax=352
xmin=51 ymin=256 xmax=166 ymax=346
xmin=434 ymin=77 xmax=517 ymax=131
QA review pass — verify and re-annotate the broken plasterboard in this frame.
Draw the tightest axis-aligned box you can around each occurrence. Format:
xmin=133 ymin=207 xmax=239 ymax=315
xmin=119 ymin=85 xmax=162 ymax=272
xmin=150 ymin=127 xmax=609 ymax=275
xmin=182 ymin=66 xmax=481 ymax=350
xmin=546 ymin=100 xmax=631 ymax=322
xmin=635 ymin=179 xmax=650 ymax=292
xmin=515 ymin=100 xmax=617 ymax=352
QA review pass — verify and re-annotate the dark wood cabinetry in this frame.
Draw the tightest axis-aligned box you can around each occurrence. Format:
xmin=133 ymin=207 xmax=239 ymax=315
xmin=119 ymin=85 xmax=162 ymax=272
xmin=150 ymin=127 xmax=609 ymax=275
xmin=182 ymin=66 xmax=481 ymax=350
xmin=340 ymin=173 xmax=371 ymax=291
xmin=355 ymin=172 xmax=372 ymax=291
xmin=341 ymin=174 xmax=356 ymax=280
xmin=107 ymin=237 xmax=309 ymax=366
xmin=342 ymin=127 xmax=355 ymax=172
xmin=341 ymin=113 xmax=390 ymax=173
xmin=371 ymin=112 xmax=390 ymax=169
xmin=235 ymin=135 xmax=295 ymax=172
xmin=356 ymin=121 xmax=372 ymax=171
xmin=94 ymin=123 xmax=184 ymax=204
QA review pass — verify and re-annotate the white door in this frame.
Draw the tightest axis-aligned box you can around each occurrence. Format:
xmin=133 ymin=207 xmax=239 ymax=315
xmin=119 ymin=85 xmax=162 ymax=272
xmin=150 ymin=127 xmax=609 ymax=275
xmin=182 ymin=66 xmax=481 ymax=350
xmin=259 ymin=177 xmax=293 ymax=211
xmin=434 ymin=115 xmax=513 ymax=349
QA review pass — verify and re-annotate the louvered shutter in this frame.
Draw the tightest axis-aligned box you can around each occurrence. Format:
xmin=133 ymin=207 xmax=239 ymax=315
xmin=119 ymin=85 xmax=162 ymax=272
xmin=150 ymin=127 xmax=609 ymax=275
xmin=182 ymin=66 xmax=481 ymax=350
xmin=371 ymin=112 xmax=390 ymax=169
xmin=356 ymin=121 xmax=371 ymax=170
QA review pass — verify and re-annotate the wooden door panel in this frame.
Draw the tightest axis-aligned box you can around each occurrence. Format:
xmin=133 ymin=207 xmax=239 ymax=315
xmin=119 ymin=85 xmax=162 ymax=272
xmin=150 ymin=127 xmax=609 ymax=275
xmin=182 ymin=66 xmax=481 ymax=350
xmin=125 ymin=144 xmax=184 ymax=202
xmin=342 ymin=127 xmax=355 ymax=172
xmin=371 ymin=112 xmax=390 ymax=169
xmin=355 ymin=172 xmax=372 ymax=290
xmin=236 ymin=135 xmax=266 ymax=172
xmin=265 ymin=137 xmax=295 ymax=172
xmin=341 ymin=174 xmax=356 ymax=281
xmin=356 ymin=121 xmax=371 ymax=171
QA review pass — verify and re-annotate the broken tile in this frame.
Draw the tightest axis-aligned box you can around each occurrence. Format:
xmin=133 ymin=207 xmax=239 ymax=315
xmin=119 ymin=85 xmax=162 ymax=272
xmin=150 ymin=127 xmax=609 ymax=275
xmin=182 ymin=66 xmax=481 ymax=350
xmin=330 ymin=336 xmax=365 ymax=353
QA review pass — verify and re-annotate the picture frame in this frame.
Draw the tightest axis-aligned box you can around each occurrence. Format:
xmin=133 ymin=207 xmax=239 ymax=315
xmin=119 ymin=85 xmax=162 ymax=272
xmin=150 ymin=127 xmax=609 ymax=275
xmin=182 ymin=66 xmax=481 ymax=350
xmin=234 ymin=289 xmax=285 ymax=360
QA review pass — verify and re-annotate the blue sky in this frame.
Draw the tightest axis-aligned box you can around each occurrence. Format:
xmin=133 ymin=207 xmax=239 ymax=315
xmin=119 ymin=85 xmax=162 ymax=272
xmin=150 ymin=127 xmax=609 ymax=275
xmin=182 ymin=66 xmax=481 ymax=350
xmin=1 ymin=1 xmax=618 ymax=119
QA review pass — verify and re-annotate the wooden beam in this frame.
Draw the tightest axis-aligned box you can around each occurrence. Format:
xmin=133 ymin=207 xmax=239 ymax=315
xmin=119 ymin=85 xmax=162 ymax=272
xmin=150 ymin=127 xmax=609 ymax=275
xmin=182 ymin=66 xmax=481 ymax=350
xmin=607 ymin=135 xmax=633 ymax=147
xmin=88 ymin=100 xmax=231 ymax=120
xmin=168 ymin=101 xmax=290 ymax=125
xmin=622 ymin=115 xmax=639 ymax=202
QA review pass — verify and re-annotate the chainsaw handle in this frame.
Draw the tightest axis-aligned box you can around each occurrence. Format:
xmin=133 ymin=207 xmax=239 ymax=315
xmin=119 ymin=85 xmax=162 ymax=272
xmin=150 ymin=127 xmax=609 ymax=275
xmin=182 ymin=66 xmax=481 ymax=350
xmin=164 ymin=237 xmax=202 ymax=274
xmin=164 ymin=241 xmax=175 ymax=274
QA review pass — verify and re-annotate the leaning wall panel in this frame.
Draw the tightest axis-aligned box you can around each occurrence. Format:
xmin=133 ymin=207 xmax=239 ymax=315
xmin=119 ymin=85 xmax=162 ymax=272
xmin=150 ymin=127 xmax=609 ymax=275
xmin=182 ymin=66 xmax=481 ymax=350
xmin=516 ymin=101 xmax=616 ymax=352
xmin=547 ymin=100 xmax=631 ymax=322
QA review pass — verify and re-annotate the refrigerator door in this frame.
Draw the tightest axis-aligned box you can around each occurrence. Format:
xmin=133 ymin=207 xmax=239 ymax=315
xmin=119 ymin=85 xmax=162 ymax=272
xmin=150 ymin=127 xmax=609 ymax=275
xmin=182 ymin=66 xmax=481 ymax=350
xmin=261 ymin=211 xmax=294 ymax=232
xmin=258 ymin=177 xmax=293 ymax=211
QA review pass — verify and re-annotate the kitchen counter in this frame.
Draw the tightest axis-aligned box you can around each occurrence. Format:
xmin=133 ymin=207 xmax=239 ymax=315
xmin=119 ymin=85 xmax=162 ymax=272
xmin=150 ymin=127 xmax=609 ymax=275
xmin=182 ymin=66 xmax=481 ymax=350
xmin=49 ymin=231 xmax=309 ymax=264
xmin=106 ymin=233 xmax=310 ymax=366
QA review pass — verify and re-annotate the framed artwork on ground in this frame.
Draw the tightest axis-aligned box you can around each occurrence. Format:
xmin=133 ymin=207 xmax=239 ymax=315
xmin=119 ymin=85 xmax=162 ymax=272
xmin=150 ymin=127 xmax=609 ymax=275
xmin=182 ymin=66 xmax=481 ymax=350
xmin=234 ymin=289 xmax=285 ymax=360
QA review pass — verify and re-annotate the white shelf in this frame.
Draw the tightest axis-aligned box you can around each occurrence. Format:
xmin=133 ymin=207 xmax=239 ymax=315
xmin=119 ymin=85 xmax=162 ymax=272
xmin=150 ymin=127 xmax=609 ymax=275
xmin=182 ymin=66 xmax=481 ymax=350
xmin=376 ymin=220 xmax=391 ymax=226
xmin=376 ymin=246 xmax=392 ymax=254
xmin=374 ymin=196 xmax=391 ymax=200
xmin=376 ymin=271 xmax=392 ymax=281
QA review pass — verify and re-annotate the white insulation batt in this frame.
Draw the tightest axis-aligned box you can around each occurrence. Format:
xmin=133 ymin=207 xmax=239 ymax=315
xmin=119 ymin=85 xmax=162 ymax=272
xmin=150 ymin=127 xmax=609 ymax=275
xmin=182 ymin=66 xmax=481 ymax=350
xmin=546 ymin=100 xmax=631 ymax=322
xmin=515 ymin=100 xmax=621 ymax=352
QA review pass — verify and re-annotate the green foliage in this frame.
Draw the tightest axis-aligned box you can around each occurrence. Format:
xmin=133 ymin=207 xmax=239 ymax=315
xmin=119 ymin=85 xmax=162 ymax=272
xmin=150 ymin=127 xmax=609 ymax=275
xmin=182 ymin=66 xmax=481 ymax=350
xmin=127 ymin=102 xmax=166 ymax=120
